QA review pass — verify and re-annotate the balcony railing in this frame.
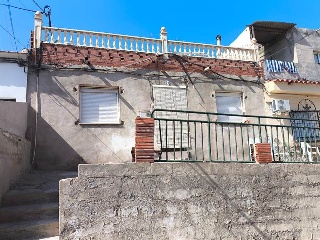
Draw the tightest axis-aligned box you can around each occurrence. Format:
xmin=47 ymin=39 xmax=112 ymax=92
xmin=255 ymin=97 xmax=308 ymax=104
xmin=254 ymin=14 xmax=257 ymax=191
xmin=151 ymin=109 xmax=320 ymax=163
xmin=33 ymin=11 xmax=258 ymax=62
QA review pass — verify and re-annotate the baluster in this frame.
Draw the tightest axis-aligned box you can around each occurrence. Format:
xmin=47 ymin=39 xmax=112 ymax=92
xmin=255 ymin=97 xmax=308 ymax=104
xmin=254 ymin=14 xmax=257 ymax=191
xmin=157 ymin=41 xmax=160 ymax=53
xmin=57 ymin=30 xmax=61 ymax=44
xmin=89 ymin=34 xmax=93 ymax=47
xmin=173 ymin=43 xmax=177 ymax=53
xmin=44 ymin=29 xmax=48 ymax=42
xmin=112 ymin=36 xmax=116 ymax=49
xmin=101 ymin=35 xmax=105 ymax=48
xmin=135 ymin=40 xmax=138 ymax=51
xmin=63 ymin=31 xmax=67 ymax=44
xmin=124 ymin=37 xmax=128 ymax=50
xmin=178 ymin=44 xmax=181 ymax=54
xmin=186 ymin=44 xmax=190 ymax=56
xmin=96 ymin=35 xmax=99 ymax=47
xmin=106 ymin=35 xmax=110 ymax=48
xmin=69 ymin=31 xmax=73 ymax=45
xmin=141 ymin=40 xmax=145 ymax=52
xmin=119 ymin=37 xmax=122 ymax=50
xmin=130 ymin=39 xmax=133 ymax=51
xmin=151 ymin=41 xmax=155 ymax=53
xmin=146 ymin=40 xmax=150 ymax=53
xmin=76 ymin=32 xmax=80 ymax=46
xmin=82 ymin=33 xmax=87 ymax=46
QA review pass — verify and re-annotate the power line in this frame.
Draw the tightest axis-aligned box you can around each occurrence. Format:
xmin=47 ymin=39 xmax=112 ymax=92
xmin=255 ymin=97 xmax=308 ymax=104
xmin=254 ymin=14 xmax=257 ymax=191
xmin=6 ymin=0 xmax=17 ymax=51
xmin=0 ymin=23 xmax=26 ymax=48
xmin=17 ymin=0 xmax=34 ymax=16
xmin=0 ymin=3 xmax=37 ymax=12
xmin=32 ymin=0 xmax=43 ymax=11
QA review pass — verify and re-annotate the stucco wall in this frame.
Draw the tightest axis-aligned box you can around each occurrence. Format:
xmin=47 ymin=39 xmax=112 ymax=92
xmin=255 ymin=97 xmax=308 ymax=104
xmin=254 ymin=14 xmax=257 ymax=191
xmin=60 ymin=163 xmax=320 ymax=240
xmin=0 ymin=62 xmax=27 ymax=102
xmin=0 ymin=101 xmax=28 ymax=138
xmin=0 ymin=129 xmax=31 ymax=205
xmin=27 ymin=67 xmax=265 ymax=170
xmin=264 ymin=27 xmax=320 ymax=81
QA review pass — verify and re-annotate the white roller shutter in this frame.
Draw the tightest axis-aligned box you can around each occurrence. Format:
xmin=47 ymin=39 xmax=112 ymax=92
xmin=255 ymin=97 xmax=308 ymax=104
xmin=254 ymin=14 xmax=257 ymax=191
xmin=80 ymin=88 xmax=119 ymax=124
xmin=153 ymin=85 xmax=188 ymax=148
xmin=216 ymin=92 xmax=243 ymax=123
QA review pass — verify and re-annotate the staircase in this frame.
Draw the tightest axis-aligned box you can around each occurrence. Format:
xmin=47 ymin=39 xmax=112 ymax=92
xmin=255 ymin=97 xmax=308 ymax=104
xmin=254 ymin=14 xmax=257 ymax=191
xmin=0 ymin=171 xmax=78 ymax=240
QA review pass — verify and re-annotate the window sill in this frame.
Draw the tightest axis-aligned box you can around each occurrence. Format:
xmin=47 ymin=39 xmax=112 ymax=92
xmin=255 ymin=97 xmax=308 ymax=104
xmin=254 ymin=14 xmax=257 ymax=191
xmin=79 ymin=120 xmax=124 ymax=126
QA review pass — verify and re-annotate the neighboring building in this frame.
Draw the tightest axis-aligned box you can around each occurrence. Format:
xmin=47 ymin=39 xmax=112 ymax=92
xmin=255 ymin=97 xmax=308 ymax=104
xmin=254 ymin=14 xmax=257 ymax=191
xmin=232 ymin=21 xmax=320 ymax=162
xmin=27 ymin=12 xmax=264 ymax=170
xmin=0 ymin=50 xmax=28 ymax=102
xmin=232 ymin=21 xmax=320 ymax=112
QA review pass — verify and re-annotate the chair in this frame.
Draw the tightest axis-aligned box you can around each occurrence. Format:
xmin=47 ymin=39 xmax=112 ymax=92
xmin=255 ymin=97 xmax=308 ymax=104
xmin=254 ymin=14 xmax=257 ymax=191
xmin=300 ymin=142 xmax=320 ymax=162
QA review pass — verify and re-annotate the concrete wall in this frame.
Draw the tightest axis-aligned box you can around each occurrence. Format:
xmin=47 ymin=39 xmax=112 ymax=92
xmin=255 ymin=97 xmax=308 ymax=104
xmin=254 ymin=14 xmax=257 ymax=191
xmin=60 ymin=163 xmax=320 ymax=240
xmin=230 ymin=27 xmax=252 ymax=48
xmin=0 ymin=129 xmax=31 ymax=205
xmin=0 ymin=62 xmax=27 ymax=102
xmin=0 ymin=101 xmax=28 ymax=138
xmin=264 ymin=27 xmax=320 ymax=81
xmin=27 ymin=67 xmax=264 ymax=170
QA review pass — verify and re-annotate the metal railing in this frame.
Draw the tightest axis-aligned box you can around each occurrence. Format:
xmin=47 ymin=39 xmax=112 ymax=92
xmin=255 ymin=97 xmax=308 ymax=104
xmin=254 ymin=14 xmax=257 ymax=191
xmin=151 ymin=109 xmax=320 ymax=163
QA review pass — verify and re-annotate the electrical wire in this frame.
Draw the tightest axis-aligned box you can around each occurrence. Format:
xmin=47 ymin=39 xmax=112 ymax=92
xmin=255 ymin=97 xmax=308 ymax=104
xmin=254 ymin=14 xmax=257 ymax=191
xmin=17 ymin=0 xmax=34 ymax=16
xmin=0 ymin=23 xmax=26 ymax=48
xmin=169 ymin=53 xmax=262 ymax=84
xmin=6 ymin=0 xmax=18 ymax=51
xmin=0 ymin=3 xmax=37 ymax=12
xmin=32 ymin=0 xmax=43 ymax=11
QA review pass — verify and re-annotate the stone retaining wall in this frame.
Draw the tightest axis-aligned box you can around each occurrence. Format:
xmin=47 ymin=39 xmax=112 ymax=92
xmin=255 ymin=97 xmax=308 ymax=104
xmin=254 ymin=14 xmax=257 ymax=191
xmin=60 ymin=163 xmax=320 ymax=239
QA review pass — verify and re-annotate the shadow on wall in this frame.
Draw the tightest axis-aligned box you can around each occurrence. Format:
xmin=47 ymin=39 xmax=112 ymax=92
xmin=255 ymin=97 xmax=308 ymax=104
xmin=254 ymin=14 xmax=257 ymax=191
xmin=26 ymin=106 xmax=85 ymax=171
xmin=151 ymin=163 xmax=272 ymax=239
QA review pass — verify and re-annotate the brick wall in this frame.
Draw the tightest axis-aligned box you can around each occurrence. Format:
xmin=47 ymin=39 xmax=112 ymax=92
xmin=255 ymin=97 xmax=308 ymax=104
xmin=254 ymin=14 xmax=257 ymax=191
xmin=39 ymin=43 xmax=263 ymax=77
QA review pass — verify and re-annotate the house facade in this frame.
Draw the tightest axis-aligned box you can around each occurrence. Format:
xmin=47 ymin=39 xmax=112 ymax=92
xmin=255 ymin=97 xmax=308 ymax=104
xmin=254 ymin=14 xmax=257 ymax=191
xmin=0 ymin=51 xmax=28 ymax=102
xmin=27 ymin=12 xmax=265 ymax=170
xmin=232 ymin=21 xmax=320 ymax=162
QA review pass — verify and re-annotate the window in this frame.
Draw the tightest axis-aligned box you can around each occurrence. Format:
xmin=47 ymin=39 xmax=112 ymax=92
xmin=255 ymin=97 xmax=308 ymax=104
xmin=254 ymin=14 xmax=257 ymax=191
xmin=314 ymin=52 xmax=320 ymax=64
xmin=79 ymin=86 xmax=120 ymax=124
xmin=216 ymin=92 xmax=243 ymax=122
xmin=153 ymin=85 xmax=188 ymax=148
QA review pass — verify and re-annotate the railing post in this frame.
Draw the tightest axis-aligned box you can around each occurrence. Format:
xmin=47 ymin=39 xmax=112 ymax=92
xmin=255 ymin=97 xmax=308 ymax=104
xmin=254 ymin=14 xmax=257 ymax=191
xmin=33 ymin=11 xmax=43 ymax=49
xmin=160 ymin=27 xmax=168 ymax=59
xmin=251 ymin=37 xmax=259 ymax=62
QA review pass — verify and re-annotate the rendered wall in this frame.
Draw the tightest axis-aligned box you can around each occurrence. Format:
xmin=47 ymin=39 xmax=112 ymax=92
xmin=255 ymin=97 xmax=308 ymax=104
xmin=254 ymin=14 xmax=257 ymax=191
xmin=0 ymin=62 xmax=27 ymax=102
xmin=0 ymin=129 xmax=30 ymax=205
xmin=27 ymin=68 xmax=264 ymax=170
xmin=0 ymin=101 xmax=28 ymax=138
xmin=264 ymin=27 xmax=320 ymax=81
xmin=60 ymin=163 xmax=320 ymax=240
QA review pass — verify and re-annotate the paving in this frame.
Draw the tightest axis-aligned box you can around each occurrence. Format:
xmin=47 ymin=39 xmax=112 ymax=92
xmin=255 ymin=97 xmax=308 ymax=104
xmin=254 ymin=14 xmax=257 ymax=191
xmin=0 ymin=170 xmax=77 ymax=240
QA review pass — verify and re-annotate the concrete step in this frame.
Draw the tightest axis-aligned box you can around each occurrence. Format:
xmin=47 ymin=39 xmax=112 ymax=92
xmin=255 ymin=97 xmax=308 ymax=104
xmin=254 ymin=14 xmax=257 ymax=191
xmin=9 ymin=171 xmax=78 ymax=192
xmin=0 ymin=202 xmax=58 ymax=223
xmin=1 ymin=188 xmax=58 ymax=207
xmin=0 ymin=218 xmax=58 ymax=240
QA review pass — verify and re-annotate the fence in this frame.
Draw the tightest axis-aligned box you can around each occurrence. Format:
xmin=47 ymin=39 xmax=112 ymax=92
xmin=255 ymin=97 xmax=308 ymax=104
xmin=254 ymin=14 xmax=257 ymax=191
xmin=151 ymin=109 xmax=320 ymax=163
xmin=33 ymin=12 xmax=258 ymax=62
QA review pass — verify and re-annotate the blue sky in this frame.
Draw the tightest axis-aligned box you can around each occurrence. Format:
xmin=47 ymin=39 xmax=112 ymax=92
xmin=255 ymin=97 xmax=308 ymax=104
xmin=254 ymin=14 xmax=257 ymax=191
xmin=1 ymin=0 xmax=320 ymax=52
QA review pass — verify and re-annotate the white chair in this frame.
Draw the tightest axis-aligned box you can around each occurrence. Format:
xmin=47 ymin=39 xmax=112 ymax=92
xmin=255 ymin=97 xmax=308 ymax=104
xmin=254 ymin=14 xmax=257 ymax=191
xmin=300 ymin=142 xmax=320 ymax=162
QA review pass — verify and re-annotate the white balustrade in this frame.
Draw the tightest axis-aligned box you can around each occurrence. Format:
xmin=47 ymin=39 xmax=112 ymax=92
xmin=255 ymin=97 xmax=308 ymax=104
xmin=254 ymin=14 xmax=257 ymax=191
xmin=41 ymin=26 xmax=257 ymax=61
